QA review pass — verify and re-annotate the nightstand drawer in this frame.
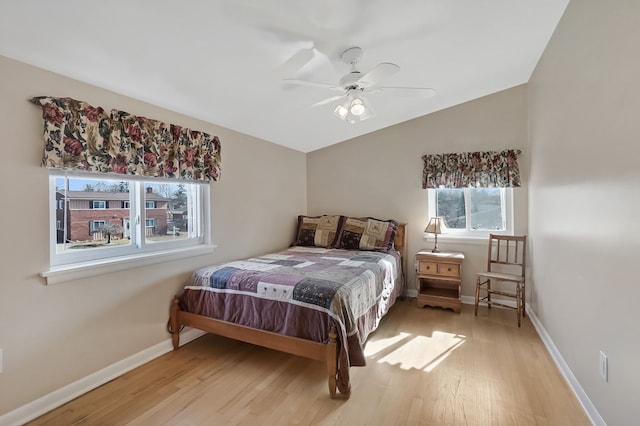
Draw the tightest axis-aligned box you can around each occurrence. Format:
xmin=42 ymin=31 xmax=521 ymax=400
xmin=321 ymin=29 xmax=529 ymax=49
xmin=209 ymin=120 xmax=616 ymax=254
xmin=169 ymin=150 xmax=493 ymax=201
xmin=418 ymin=261 xmax=438 ymax=274
xmin=438 ymin=263 xmax=460 ymax=278
xmin=415 ymin=250 xmax=464 ymax=313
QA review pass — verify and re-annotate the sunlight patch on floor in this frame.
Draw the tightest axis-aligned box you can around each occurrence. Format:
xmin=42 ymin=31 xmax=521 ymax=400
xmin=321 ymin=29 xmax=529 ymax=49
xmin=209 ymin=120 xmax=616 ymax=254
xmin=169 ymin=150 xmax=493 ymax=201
xmin=365 ymin=331 xmax=465 ymax=371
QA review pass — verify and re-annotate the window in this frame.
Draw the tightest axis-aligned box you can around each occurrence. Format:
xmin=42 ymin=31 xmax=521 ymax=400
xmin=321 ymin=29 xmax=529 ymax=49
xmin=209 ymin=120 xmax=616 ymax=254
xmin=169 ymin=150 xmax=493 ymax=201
xmin=428 ymin=188 xmax=513 ymax=237
xmin=89 ymin=220 xmax=107 ymax=234
xmin=145 ymin=218 xmax=156 ymax=237
xmin=49 ymin=171 xmax=210 ymax=269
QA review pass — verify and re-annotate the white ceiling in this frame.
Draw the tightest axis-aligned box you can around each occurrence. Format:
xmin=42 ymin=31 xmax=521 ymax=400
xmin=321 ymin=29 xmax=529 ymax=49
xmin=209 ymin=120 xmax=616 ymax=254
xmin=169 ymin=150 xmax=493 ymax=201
xmin=0 ymin=0 xmax=568 ymax=153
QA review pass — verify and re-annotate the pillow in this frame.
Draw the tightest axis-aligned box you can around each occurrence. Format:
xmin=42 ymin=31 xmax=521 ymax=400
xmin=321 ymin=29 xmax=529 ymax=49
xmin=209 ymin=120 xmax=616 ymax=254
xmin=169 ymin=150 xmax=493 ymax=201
xmin=336 ymin=217 xmax=399 ymax=252
xmin=293 ymin=215 xmax=343 ymax=247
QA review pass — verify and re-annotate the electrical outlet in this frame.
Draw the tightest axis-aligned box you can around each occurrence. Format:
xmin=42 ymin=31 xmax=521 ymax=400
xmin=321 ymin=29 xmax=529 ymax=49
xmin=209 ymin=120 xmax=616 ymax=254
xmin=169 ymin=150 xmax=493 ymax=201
xmin=599 ymin=351 xmax=608 ymax=382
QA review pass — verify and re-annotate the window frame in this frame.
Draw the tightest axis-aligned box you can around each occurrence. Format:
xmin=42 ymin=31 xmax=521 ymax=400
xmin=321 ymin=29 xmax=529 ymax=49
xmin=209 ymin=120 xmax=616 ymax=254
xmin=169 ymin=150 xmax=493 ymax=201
xmin=427 ymin=187 xmax=514 ymax=239
xmin=43 ymin=170 xmax=214 ymax=284
xmin=89 ymin=220 xmax=107 ymax=234
xmin=91 ymin=200 xmax=107 ymax=209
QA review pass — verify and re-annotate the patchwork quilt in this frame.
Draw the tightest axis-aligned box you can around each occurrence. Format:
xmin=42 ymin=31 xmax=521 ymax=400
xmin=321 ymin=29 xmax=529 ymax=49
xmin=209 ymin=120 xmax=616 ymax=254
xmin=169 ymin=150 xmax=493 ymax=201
xmin=179 ymin=246 xmax=403 ymax=393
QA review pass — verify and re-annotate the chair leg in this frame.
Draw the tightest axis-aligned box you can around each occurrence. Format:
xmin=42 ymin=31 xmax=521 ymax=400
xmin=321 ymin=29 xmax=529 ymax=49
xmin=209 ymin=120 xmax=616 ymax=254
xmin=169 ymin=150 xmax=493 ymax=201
xmin=522 ymin=282 xmax=526 ymax=318
xmin=516 ymin=284 xmax=522 ymax=327
xmin=487 ymin=279 xmax=491 ymax=310
xmin=475 ymin=277 xmax=480 ymax=316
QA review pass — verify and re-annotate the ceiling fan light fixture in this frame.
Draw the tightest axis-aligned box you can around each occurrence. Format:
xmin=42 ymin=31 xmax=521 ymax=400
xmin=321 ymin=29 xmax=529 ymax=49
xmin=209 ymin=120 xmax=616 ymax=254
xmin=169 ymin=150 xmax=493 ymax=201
xmin=333 ymin=94 xmax=373 ymax=124
xmin=350 ymin=98 xmax=366 ymax=116
xmin=333 ymin=104 xmax=348 ymax=120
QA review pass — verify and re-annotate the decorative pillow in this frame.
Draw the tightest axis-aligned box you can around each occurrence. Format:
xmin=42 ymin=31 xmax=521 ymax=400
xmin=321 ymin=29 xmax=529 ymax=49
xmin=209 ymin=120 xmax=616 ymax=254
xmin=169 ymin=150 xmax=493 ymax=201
xmin=335 ymin=217 xmax=368 ymax=250
xmin=336 ymin=217 xmax=399 ymax=252
xmin=293 ymin=215 xmax=343 ymax=247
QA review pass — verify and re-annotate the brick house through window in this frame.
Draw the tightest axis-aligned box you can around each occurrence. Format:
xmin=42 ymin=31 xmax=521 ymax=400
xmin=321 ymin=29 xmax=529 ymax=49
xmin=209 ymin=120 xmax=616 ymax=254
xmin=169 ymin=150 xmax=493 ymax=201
xmin=57 ymin=188 xmax=169 ymax=243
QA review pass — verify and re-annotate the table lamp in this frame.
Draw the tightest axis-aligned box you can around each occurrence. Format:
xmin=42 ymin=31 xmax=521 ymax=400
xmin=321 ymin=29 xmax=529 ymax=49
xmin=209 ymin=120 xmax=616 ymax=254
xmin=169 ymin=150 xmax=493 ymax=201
xmin=424 ymin=217 xmax=448 ymax=253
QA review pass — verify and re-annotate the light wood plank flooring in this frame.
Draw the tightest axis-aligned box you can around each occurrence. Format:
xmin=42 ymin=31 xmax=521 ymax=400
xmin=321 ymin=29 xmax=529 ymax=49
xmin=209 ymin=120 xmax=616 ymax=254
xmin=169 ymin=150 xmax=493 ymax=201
xmin=27 ymin=300 xmax=590 ymax=425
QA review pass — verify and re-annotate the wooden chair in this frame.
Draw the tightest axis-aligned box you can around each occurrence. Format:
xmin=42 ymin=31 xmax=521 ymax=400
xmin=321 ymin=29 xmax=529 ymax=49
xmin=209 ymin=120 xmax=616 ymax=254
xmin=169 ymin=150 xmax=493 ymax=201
xmin=474 ymin=234 xmax=527 ymax=327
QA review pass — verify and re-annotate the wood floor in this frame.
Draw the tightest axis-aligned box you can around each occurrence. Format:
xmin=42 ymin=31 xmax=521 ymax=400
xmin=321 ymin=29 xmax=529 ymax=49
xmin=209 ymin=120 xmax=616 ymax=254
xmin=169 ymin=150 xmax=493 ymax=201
xmin=27 ymin=300 xmax=590 ymax=425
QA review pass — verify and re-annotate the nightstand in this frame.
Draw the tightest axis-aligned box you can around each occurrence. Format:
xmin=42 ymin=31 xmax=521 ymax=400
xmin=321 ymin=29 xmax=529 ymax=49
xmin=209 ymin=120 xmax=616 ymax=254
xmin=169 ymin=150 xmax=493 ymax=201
xmin=415 ymin=250 xmax=464 ymax=313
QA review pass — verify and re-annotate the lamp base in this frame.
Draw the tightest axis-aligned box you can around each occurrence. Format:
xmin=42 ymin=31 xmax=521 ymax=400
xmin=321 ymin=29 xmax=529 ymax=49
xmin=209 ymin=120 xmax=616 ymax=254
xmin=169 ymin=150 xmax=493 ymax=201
xmin=431 ymin=234 xmax=440 ymax=253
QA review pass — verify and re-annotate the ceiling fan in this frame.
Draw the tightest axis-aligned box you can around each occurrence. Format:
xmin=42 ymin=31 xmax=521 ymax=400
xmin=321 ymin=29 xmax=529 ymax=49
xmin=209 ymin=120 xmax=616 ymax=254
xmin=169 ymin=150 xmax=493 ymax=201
xmin=284 ymin=47 xmax=436 ymax=123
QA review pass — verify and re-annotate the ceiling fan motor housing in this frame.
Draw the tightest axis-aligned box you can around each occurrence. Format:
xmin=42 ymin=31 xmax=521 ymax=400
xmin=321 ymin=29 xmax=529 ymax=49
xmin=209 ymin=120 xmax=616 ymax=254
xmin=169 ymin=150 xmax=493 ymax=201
xmin=341 ymin=47 xmax=363 ymax=65
xmin=339 ymin=47 xmax=365 ymax=88
xmin=340 ymin=72 xmax=363 ymax=87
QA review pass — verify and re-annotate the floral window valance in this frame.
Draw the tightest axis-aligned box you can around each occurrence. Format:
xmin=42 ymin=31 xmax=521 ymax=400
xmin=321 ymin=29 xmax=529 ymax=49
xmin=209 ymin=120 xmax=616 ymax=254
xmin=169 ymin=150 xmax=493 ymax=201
xmin=30 ymin=96 xmax=221 ymax=182
xmin=422 ymin=149 xmax=521 ymax=189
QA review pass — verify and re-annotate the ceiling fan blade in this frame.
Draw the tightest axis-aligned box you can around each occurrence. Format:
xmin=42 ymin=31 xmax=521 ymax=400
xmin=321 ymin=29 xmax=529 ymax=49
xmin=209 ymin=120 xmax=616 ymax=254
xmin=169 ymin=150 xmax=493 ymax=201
xmin=280 ymin=48 xmax=315 ymax=75
xmin=369 ymin=86 xmax=436 ymax=98
xmin=357 ymin=62 xmax=400 ymax=88
xmin=308 ymin=94 xmax=345 ymax=109
xmin=283 ymin=79 xmax=342 ymax=91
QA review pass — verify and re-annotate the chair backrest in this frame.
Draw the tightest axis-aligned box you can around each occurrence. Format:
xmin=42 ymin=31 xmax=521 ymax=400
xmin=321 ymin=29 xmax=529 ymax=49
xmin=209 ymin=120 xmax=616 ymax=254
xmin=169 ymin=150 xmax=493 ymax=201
xmin=486 ymin=234 xmax=527 ymax=279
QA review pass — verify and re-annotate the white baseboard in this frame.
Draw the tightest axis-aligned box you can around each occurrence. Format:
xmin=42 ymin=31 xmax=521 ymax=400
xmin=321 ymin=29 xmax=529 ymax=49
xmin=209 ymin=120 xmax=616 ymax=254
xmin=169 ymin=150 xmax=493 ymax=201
xmin=415 ymin=294 xmax=519 ymax=308
xmin=461 ymin=294 xmax=517 ymax=307
xmin=460 ymin=295 xmax=476 ymax=305
xmin=0 ymin=328 xmax=205 ymax=426
xmin=526 ymin=308 xmax=605 ymax=426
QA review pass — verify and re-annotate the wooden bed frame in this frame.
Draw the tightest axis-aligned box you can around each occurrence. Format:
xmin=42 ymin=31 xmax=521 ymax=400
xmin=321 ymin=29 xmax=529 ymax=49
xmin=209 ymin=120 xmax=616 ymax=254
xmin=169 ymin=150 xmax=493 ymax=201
xmin=169 ymin=223 xmax=407 ymax=399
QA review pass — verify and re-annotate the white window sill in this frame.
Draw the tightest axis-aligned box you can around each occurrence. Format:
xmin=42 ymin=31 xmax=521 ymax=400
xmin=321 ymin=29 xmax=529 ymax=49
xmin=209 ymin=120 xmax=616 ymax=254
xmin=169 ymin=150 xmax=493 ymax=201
xmin=423 ymin=234 xmax=491 ymax=246
xmin=41 ymin=244 xmax=216 ymax=285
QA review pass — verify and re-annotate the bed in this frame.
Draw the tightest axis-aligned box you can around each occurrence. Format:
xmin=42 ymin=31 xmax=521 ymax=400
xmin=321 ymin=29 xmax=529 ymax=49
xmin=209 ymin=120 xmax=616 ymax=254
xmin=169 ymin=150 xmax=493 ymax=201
xmin=169 ymin=216 xmax=407 ymax=399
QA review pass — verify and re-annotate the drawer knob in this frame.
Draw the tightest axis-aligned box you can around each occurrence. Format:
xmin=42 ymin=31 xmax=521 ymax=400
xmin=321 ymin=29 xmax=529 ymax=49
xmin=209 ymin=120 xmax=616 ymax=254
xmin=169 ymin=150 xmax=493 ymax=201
xmin=448 ymin=267 xmax=452 ymax=271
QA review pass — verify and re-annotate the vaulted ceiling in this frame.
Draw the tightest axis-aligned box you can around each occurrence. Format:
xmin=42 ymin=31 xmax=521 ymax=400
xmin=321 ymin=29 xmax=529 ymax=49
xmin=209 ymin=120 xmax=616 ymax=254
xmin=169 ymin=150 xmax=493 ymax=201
xmin=0 ymin=0 xmax=568 ymax=152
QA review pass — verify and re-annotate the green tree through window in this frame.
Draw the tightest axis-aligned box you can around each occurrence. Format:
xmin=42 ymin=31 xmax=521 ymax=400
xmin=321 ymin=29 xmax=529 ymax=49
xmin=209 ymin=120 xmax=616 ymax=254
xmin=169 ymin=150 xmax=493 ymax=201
xmin=431 ymin=188 xmax=510 ymax=235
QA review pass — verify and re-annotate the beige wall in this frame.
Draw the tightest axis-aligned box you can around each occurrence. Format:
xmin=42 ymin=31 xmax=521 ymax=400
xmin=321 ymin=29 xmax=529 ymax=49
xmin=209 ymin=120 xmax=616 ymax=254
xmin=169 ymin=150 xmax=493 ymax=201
xmin=307 ymin=85 xmax=529 ymax=296
xmin=528 ymin=1 xmax=640 ymax=424
xmin=0 ymin=55 xmax=306 ymax=415
xmin=5 ymin=1 xmax=638 ymax=421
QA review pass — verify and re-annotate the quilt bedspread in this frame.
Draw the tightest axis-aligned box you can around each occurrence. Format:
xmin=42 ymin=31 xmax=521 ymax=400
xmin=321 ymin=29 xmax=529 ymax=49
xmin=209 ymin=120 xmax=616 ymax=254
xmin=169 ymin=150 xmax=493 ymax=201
xmin=178 ymin=246 xmax=403 ymax=393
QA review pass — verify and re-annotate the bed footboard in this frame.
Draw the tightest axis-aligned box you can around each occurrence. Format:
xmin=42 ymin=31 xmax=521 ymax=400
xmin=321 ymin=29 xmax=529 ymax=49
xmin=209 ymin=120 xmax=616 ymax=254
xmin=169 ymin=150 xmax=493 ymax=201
xmin=168 ymin=295 xmax=347 ymax=399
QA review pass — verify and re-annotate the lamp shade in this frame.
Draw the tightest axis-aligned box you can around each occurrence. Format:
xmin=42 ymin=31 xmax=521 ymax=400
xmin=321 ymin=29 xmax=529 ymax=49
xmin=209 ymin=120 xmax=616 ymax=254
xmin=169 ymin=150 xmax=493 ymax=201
xmin=424 ymin=217 xmax=448 ymax=234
